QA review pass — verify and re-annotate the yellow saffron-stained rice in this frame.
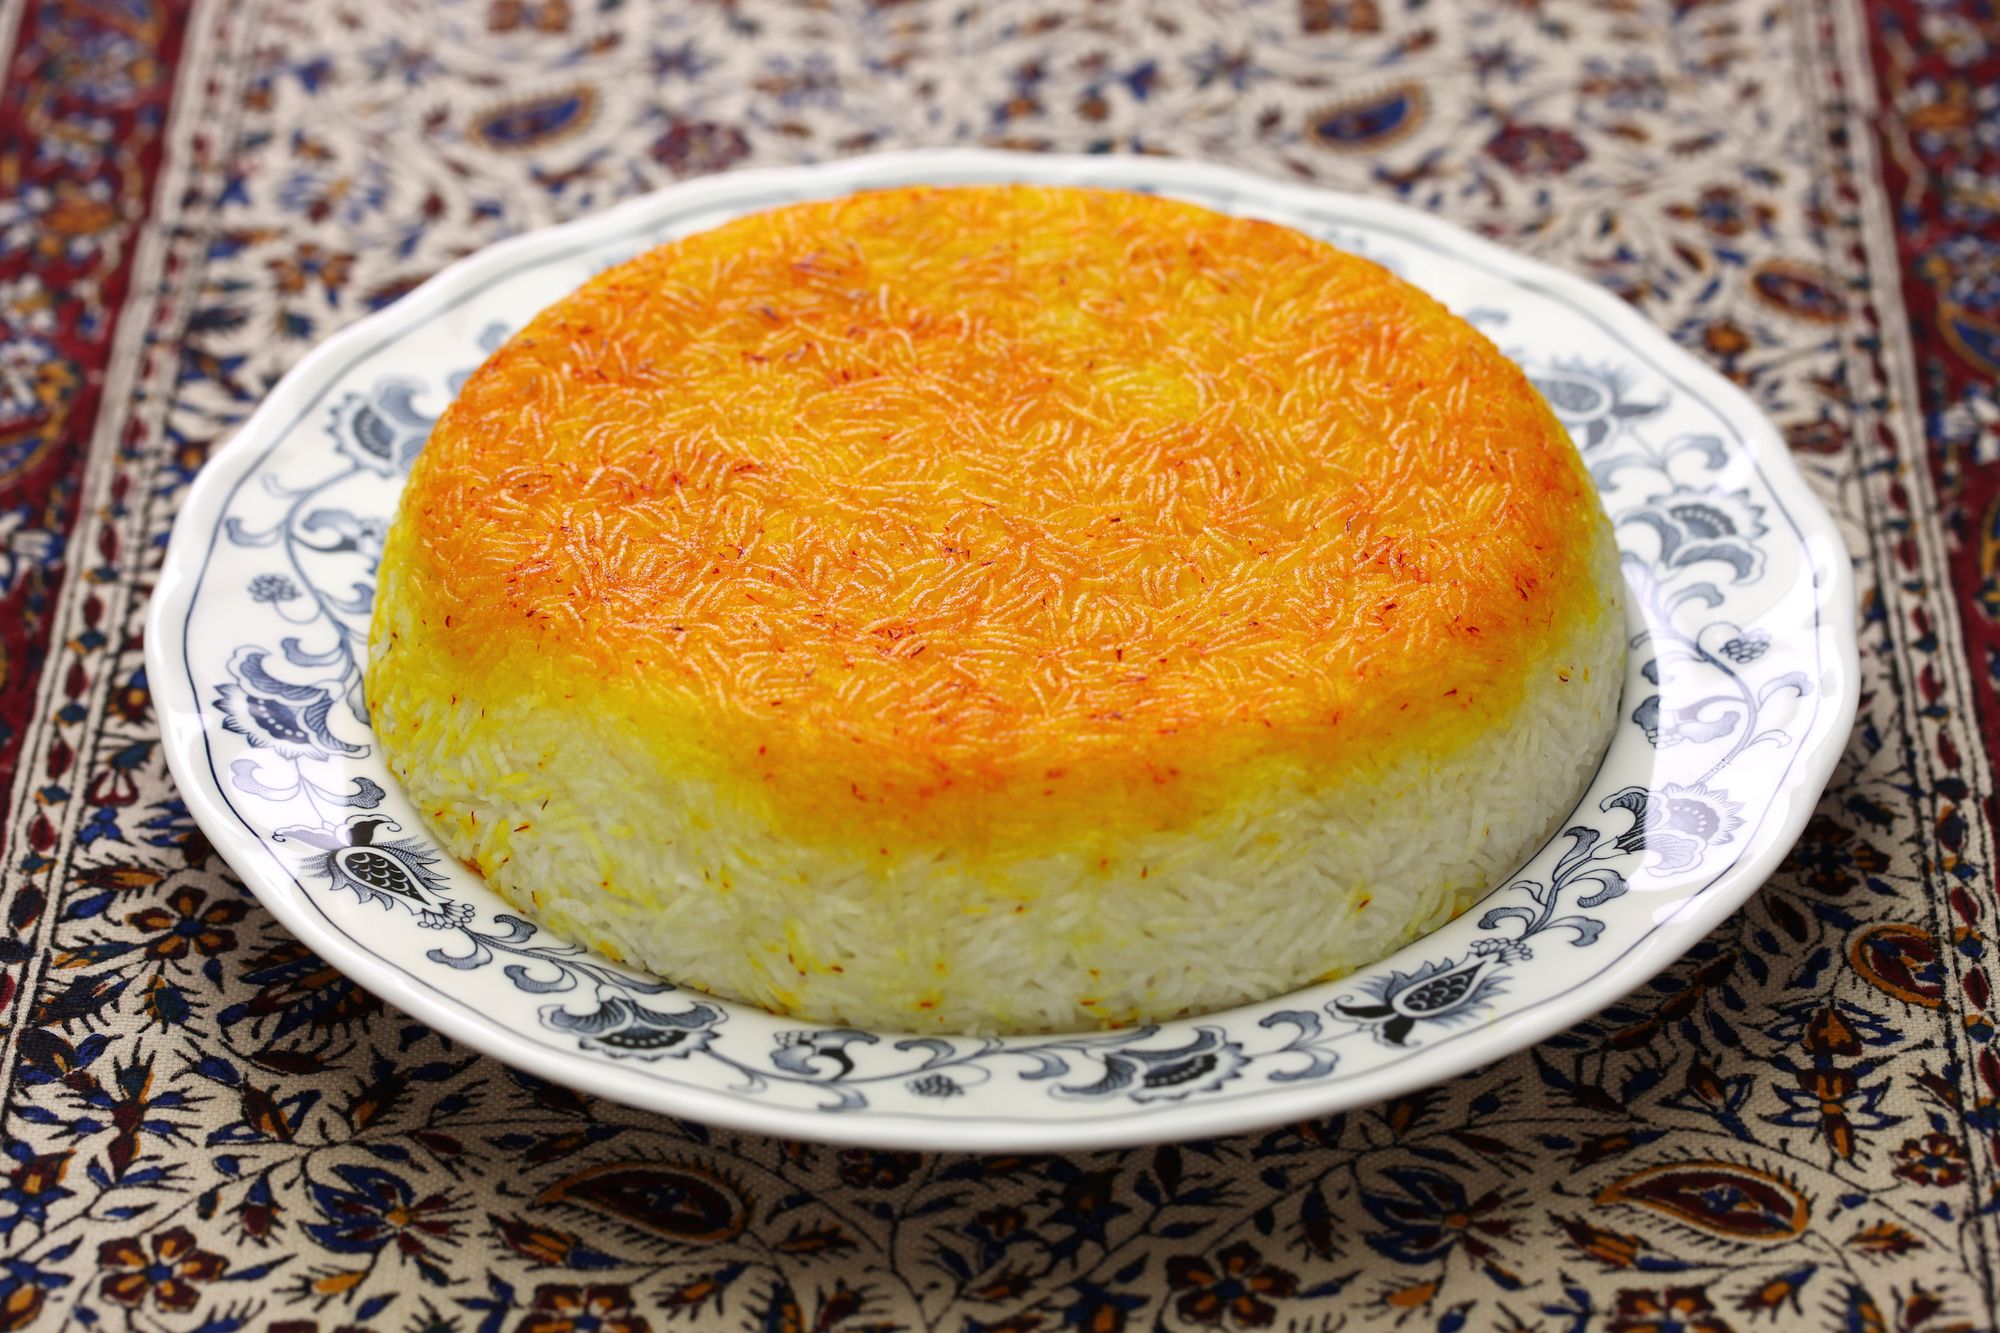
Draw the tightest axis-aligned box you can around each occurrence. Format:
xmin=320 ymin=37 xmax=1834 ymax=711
xmin=367 ymin=184 xmax=1625 ymax=1034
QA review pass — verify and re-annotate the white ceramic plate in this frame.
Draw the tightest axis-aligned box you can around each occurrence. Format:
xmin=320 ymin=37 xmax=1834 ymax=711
xmin=147 ymin=150 xmax=1857 ymax=1150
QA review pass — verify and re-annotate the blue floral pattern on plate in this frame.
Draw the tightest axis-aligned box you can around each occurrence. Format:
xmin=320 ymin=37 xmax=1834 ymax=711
xmin=147 ymin=152 xmax=1856 ymax=1150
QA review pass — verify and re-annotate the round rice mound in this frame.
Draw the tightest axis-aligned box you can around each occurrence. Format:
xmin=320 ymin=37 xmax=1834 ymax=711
xmin=367 ymin=184 xmax=1628 ymax=1035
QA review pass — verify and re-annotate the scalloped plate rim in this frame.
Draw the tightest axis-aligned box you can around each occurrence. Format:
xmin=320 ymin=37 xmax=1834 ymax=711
xmin=146 ymin=149 xmax=1858 ymax=1151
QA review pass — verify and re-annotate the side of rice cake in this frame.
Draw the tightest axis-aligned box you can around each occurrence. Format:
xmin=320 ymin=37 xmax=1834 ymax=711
xmin=367 ymin=183 xmax=1626 ymax=1036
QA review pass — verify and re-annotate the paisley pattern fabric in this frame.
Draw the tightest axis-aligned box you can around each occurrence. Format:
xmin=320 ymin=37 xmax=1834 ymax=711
xmin=0 ymin=0 xmax=1996 ymax=1329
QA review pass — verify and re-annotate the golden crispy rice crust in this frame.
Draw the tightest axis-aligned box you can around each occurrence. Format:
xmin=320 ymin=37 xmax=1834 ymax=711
xmin=377 ymin=184 xmax=1607 ymax=851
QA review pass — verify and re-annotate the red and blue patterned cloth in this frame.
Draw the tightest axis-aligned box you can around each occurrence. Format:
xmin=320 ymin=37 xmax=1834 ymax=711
xmin=1 ymin=0 xmax=1997 ymax=1327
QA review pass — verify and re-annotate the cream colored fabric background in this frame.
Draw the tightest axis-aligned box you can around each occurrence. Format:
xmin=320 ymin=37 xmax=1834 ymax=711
xmin=2 ymin=0 xmax=1994 ymax=1329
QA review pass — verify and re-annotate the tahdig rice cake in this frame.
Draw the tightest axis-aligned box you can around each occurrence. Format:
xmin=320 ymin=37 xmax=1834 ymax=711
xmin=366 ymin=184 xmax=1626 ymax=1035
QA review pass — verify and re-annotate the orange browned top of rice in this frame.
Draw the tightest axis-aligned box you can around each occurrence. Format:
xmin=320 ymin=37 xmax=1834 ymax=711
xmin=385 ymin=185 xmax=1606 ymax=850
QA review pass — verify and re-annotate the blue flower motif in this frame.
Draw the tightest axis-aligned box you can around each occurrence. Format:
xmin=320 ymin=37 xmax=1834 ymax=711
xmin=1361 ymin=1166 xmax=1521 ymax=1279
xmin=1623 ymin=486 xmax=1768 ymax=582
xmin=1605 ymin=784 xmax=1744 ymax=873
xmin=276 ymin=815 xmax=469 ymax=930
xmin=304 ymin=1163 xmax=458 ymax=1283
xmin=0 ymin=1147 xmax=74 ymax=1242
xmin=1767 ymin=1069 xmax=1901 ymax=1144
xmin=1721 ymin=627 xmax=1771 ymax=663
xmin=327 ymin=379 xmax=433 ymax=476
xmin=542 ymin=995 xmax=722 ymax=1060
xmin=1053 ymin=1028 xmax=1247 ymax=1103
xmin=247 ymin=573 xmax=300 ymax=604
xmin=1528 ymin=362 xmax=1663 ymax=448
xmin=214 ymin=647 xmax=363 ymax=762
xmin=1334 ymin=952 xmax=1510 ymax=1046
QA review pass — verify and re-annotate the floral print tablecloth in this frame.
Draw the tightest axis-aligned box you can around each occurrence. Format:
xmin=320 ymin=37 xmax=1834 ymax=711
xmin=3 ymin=0 xmax=1999 ymax=1329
